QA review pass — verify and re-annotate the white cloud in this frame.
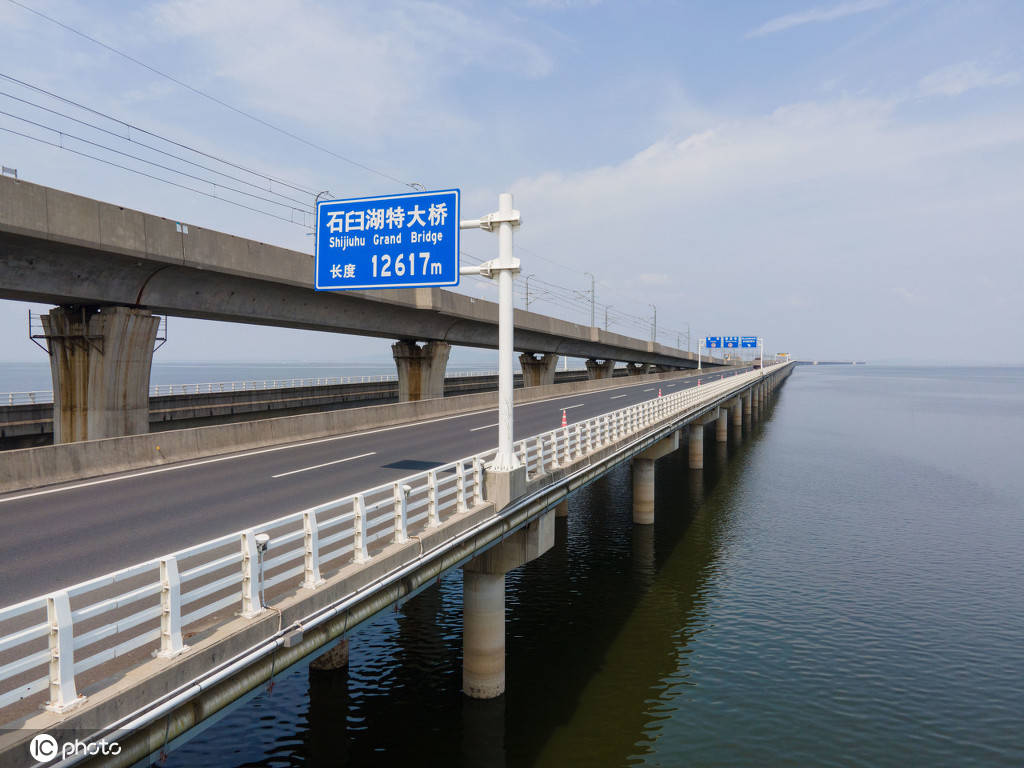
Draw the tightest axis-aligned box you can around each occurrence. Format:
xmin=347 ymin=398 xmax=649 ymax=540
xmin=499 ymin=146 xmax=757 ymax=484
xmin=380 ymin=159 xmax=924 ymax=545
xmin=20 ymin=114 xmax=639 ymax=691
xmin=510 ymin=96 xmax=1024 ymax=359
xmin=148 ymin=0 xmax=553 ymax=145
xmin=747 ymin=0 xmax=890 ymax=38
xmin=526 ymin=0 xmax=601 ymax=7
xmin=919 ymin=62 xmax=1020 ymax=97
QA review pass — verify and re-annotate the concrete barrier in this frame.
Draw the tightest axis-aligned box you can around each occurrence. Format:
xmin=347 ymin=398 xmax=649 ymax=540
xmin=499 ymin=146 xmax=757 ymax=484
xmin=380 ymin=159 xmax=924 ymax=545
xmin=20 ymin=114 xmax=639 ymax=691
xmin=0 ymin=370 xmax=593 ymax=448
xmin=0 ymin=369 xmax=714 ymax=493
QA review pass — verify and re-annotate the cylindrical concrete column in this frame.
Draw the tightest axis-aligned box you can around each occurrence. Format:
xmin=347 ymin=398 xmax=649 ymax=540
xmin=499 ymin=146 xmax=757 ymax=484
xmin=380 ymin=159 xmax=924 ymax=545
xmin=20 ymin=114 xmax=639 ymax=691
xmin=731 ymin=400 xmax=742 ymax=439
xmin=743 ymin=392 xmax=752 ymax=419
xmin=584 ymin=359 xmax=616 ymax=380
xmin=716 ymin=409 xmax=728 ymax=443
xmin=632 ymin=458 xmax=655 ymax=524
xmin=44 ymin=306 xmax=160 ymax=443
xmin=310 ymin=637 xmax=350 ymax=671
xmin=463 ymin=571 xmax=506 ymax=699
xmin=689 ymin=425 xmax=704 ymax=469
xmin=392 ymin=340 xmax=451 ymax=402
xmin=519 ymin=352 xmax=558 ymax=387
xmin=555 ymin=498 xmax=569 ymax=518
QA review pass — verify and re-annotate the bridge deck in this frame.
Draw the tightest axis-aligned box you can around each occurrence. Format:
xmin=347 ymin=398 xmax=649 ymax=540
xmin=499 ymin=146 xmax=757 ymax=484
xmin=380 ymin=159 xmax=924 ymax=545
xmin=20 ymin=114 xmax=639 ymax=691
xmin=0 ymin=363 xmax=792 ymax=766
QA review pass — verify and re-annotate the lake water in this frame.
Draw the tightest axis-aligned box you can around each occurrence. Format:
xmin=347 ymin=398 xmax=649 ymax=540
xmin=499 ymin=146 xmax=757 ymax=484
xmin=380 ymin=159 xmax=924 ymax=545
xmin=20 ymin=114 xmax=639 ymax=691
xmin=0 ymin=361 xmax=499 ymax=395
xmin=142 ymin=365 xmax=1024 ymax=766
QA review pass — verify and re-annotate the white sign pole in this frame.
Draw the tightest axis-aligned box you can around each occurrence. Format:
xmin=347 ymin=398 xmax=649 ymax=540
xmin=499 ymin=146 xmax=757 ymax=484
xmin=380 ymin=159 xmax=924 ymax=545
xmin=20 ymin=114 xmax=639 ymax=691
xmin=460 ymin=193 xmax=522 ymax=470
xmin=494 ymin=193 xmax=516 ymax=468
xmin=697 ymin=333 xmax=702 ymax=372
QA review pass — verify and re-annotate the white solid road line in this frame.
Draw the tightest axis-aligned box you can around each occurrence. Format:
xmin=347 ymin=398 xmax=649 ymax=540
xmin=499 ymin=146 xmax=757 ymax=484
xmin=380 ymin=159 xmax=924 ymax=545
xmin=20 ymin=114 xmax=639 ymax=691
xmin=0 ymin=373 xmax=692 ymax=504
xmin=469 ymin=422 xmax=500 ymax=432
xmin=609 ymin=394 xmax=627 ymax=399
xmin=272 ymin=452 xmax=377 ymax=479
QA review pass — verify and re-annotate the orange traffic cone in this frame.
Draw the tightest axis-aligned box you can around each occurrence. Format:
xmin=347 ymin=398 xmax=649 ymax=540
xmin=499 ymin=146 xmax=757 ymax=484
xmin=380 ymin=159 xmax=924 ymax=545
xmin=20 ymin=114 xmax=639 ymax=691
xmin=658 ymin=388 xmax=662 ymax=397
xmin=561 ymin=409 xmax=567 ymax=427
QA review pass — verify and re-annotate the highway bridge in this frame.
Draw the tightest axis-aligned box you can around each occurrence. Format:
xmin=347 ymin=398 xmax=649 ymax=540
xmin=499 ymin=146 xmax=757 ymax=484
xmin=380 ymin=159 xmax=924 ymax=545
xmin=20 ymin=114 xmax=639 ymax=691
xmin=0 ymin=176 xmax=731 ymax=445
xmin=0 ymin=361 xmax=793 ymax=766
xmin=0 ymin=175 xmax=789 ymax=766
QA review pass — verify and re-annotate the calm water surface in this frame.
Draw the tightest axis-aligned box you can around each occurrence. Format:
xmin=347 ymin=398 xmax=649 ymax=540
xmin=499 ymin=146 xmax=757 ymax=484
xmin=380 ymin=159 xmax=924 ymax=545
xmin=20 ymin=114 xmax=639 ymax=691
xmin=162 ymin=366 xmax=1023 ymax=767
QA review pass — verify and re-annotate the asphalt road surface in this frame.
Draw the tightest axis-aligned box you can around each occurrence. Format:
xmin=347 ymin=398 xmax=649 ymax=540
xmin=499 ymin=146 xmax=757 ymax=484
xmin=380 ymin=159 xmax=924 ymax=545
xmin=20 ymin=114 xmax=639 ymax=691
xmin=0 ymin=368 xmax=749 ymax=603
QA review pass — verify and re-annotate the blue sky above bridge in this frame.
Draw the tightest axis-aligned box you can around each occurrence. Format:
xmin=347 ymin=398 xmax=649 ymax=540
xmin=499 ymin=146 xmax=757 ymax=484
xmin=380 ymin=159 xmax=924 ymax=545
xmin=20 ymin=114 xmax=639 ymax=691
xmin=0 ymin=0 xmax=1021 ymax=363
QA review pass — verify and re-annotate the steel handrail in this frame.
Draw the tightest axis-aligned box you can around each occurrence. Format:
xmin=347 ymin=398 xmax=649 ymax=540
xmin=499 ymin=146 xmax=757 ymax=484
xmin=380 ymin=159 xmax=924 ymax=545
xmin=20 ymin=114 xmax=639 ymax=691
xmin=0 ymin=363 xmax=788 ymax=713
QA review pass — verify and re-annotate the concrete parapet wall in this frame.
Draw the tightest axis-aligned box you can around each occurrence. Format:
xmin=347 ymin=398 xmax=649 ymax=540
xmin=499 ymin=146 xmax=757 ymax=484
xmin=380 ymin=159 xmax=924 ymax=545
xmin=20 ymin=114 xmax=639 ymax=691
xmin=0 ymin=369 xmax=699 ymax=494
xmin=0 ymin=370 xmax=594 ymax=448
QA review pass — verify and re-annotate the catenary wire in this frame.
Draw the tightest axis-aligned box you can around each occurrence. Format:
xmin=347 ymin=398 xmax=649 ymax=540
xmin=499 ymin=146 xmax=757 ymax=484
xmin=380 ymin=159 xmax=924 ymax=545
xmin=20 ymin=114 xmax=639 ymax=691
xmin=5 ymin=0 xmax=419 ymax=190
xmin=0 ymin=72 xmax=317 ymax=197
xmin=0 ymin=88 xmax=314 ymax=209
xmin=0 ymin=124 xmax=308 ymax=227
xmin=0 ymin=109 xmax=311 ymax=216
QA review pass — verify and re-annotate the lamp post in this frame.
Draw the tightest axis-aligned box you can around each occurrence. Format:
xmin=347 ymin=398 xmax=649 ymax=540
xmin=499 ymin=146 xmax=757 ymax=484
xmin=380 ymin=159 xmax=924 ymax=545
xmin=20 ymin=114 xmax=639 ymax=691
xmin=649 ymin=304 xmax=657 ymax=344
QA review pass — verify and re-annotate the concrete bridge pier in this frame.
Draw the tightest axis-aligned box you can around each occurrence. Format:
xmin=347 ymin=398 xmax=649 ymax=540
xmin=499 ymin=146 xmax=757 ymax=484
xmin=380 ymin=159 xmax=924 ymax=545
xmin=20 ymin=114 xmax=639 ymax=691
xmin=688 ymin=409 xmax=720 ymax=469
xmin=518 ymin=353 xmax=558 ymax=387
xmin=392 ymin=340 xmax=450 ymax=402
xmin=626 ymin=362 xmax=650 ymax=376
xmin=730 ymin=399 xmax=743 ymax=440
xmin=555 ymin=498 xmax=569 ymax=518
xmin=743 ymin=392 xmax=752 ymax=422
xmin=462 ymin=510 xmax=554 ymax=698
xmin=716 ymin=408 xmax=728 ymax=443
xmin=42 ymin=305 xmax=160 ymax=443
xmin=308 ymin=638 xmax=351 ymax=765
xmin=585 ymin=359 xmax=616 ymax=379
xmin=631 ymin=432 xmax=680 ymax=524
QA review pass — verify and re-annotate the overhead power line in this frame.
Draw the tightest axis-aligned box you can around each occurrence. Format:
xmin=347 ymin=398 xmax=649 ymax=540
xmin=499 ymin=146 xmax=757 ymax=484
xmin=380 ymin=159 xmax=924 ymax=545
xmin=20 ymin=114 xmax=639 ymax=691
xmin=6 ymin=0 xmax=419 ymax=190
xmin=0 ymin=124 xmax=307 ymax=226
xmin=0 ymin=73 xmax=316 ymax=198
xmin=0 ymin=108 xmax=311 ymax=216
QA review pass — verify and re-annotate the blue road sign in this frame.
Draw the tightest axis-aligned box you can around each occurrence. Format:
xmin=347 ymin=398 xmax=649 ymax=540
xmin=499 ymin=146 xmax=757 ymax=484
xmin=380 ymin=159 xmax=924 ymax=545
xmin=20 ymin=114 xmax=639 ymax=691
xmin=724 ymin=336 xmax=740 ymax=348
xmin=741 ymin=336 xmax=758 ymax=348
xmin=705 ymin=337 xmax=722 ymax=348
xmin=315 ymin=189 xmax=460 ymax=290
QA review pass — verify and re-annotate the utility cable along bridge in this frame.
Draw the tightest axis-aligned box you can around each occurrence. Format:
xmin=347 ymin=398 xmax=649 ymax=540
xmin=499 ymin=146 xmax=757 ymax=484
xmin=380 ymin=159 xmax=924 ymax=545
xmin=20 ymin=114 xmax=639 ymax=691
xmin=0 ymin=362 xmax=791 ymax=766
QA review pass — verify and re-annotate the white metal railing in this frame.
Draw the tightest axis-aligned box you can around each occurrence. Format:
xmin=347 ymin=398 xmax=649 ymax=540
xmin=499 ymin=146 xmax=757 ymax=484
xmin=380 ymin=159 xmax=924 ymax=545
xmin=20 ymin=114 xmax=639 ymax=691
xmin=1 ymin=369 xmax=592 ymax=406
xmin=0 ymin=363 xmax=787 ymax=713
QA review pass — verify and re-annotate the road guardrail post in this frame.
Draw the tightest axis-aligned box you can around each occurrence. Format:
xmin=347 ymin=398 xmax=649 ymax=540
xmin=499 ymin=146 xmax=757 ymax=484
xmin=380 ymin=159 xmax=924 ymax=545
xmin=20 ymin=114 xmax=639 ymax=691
xmin=353 ymin=494 xmax=369 ymax=563
xmin=302 ymin=511 xmax=325 ymax=589
xmin=456 ymin=463 xmax=467 ymax=513
xmin=473 ymin=458 xmax=484 ymax=506
xmin=427 ymin=470 xmax=440 ymax=528
xmin=393 ymin=483 xmax=409 ymax=544
xmin=240 ymin=531 xmax=262 ymax=618
xmin=45 ymin=591 xmax=81 ymax=712
xmin=158 ymin=556 xmax=186 ymax=657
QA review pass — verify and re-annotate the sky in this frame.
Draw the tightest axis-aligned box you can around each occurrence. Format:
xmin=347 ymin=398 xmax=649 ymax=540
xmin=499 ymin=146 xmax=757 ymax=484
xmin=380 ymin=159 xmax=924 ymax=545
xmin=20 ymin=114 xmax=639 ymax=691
xmin=1 ymin=0 xmax=1022 ymax=366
